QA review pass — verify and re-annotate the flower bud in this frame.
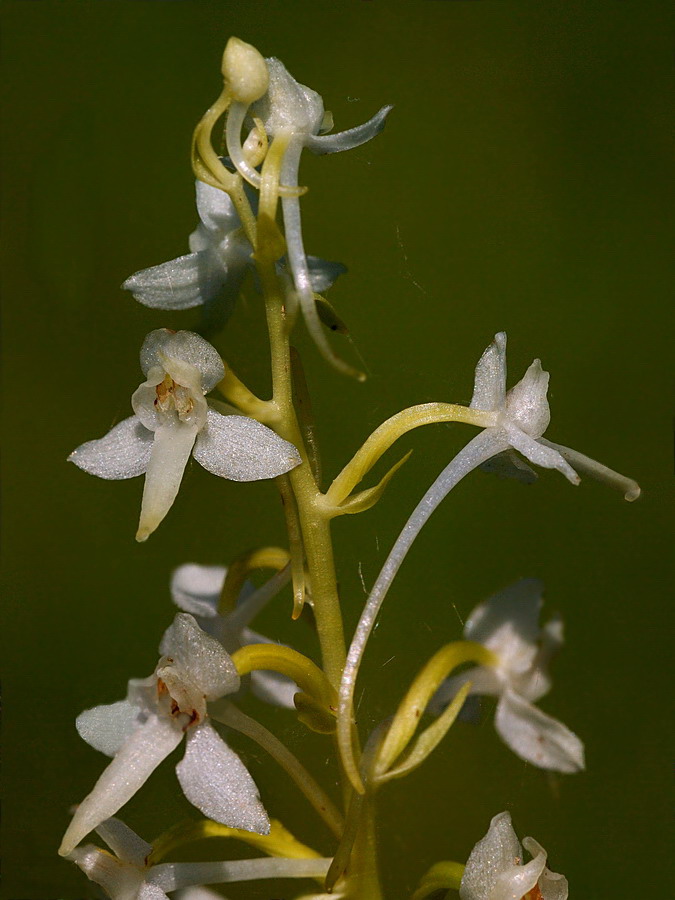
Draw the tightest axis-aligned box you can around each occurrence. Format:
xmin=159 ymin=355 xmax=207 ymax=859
xmin=222 ymin=37 xmax=269 ymax=104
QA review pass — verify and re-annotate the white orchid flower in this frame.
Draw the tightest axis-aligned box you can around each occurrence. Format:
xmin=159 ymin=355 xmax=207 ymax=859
xmin=69 ymin=328 xmax=301 ymax=541
xmin=431 ymin=579 xmax=584 ymax=773
xmin=338 ymin=333 xmax=639 ymax=787
xmin=59 ymin=613 xmax=269 ymax=857
xmin=122 ymin=180 xmax=346 ymax=333
xmin=465 ymin=332 xmax=641 ymax=497
xmin=460 ymin=811 xmax=568 ymax=900
xmin=226 ymin=57 xmax=391 ymax=376
xmin=68 ymin=816 xmax=331 ymax=900
xmin=170 ymin=563 xmax=298 ymax=708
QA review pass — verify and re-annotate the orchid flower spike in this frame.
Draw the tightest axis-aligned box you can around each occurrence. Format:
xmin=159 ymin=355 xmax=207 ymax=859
xmin=170 ymin=563 xmax=298 ymax=708
xmin=59 ymin=613 xmax=269 ymax=857
xmin=68 ymin=816 xmax=332 ymax=899
xmin=228 ymin=56 xmax=392 ymax=376
xmin=431 ymin=579 xmax=584 ymax=773
xmin=460 ymin=811 xmax=568 ymax=900
xmin=69 ymin=329 xmax=301 ymax=541
xmin=337 ymin=332 xmax=638 ymax=791
xmin=122 ymin=180 xmax=347 ymax=335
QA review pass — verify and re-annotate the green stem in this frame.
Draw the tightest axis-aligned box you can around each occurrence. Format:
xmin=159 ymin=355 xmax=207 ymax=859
xmin=260 ymin=263 xmax=346 ymax=689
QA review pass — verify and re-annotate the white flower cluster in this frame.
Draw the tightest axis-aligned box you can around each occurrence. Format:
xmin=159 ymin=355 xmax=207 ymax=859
xmin=61 ymin=38 xmax=641 ymax=900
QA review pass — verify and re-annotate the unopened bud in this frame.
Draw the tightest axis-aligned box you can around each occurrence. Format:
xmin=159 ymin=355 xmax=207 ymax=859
xmin=222 ymin=37 xmax=269 ymax=104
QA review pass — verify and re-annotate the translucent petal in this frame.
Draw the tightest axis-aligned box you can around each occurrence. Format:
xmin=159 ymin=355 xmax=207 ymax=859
xmin=428 ymin=666 xmax=503 ymax=716
xmin=522 ymin=838 xmax=568 ymax=900
xmin=305 ymin=104 xmax=393 ymax=154
xmin=464 ymin=578 xmax=544 ymax=676
xmin=139 ymin=884 xmax=172 ymax=900
xmin=193 ymin=409 xmax=301 ymax=482
xmin=138 ymin=330 xmax=225 ymax=391
xmin=470 ymin=332 xmax=507 ymax=412
xmin=76 ymin=700 xmax=141 ymax=758
xmin=253 ymin=58 xmax=324 ymax=136
xmin=195 ymin=179 xmax=241 ymax=234
xmin=306 ymin=255 xmax=347 ymax=293
xmin=160 ymin=613 xmax=239 ymax=700
xmin=459 ymin=811 xmax=522 ymax=900
xmin=505 ymin=359 xmax=551 ymax=437
xmin=176 ymin=722 xmax=270 ymax=834
xmin=242 ymin=628 xmax=298 ymax=708
xmin=59 ymin=714 xmax=183 ymax=856
xmin=67 ymin=844 xmax=146 ymax=900
xmin=490 ymin=853 xmax=547 ymax=900
xmin=123 ymin=251 xmax=227 ymax=311
xmin=95 ymin=816 xmax=153 ymax=866
xmin=495 ymin=689 xmax=585 ymax=773
xmin=170 ymin=564 xmax=225 ymax=618
xmin=69 ymin=416 xmax=153 ymax=480
xmin=136 ymin=421 xmax=200 ymax=542
xmin=505 ymin=427 xmax=581 ymax=485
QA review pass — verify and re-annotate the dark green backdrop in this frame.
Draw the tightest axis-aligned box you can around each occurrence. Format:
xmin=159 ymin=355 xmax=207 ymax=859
xmin=2 ymin=2 xmax=672 ymax=898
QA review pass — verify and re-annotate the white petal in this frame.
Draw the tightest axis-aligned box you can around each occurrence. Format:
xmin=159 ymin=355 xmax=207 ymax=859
xmin=505 ymin=359 xmax=551 ymax=437
xmin=470 ymin=332 xmax=507 ymax=412
xmin=95 ymin=816 xmax=153 ymax=866
xmin=160 ymin=613 xmax=239 ymax=700
xmin=195 ymin=179 xmax=241 ymax=234
xmin=193 ymin=409 xmax=301 ymax=481
xmin=464 ymin=578 xmax=544 ymax=676
xmin=305 ymin=105 xmax=393 ymax=154
xmin=59 ymin=715 xmax=183 ymax=856
xmin=176 ymin=722 xmax=270 ymax=834
xmin=69 ymin=416 xmax=153 ymax=480
xmin=505 ymin=426 xmax=581 ymax=485
xmin=538 ymin=438 xmax=640 ymax=501
xmin=459 ymin=811 xmax=522 ymax=900
xmin=490 ymin=852 xmax=547 ymax=900
xmin=253 ymin=58 xmax=324 ymax=136
xmin=136 ymin=421 xmax=199 ymax=542
xmin=429 ymin=666 xmax=503 ymax=715
xmin=138 ymin=330 xmax=225 ymax=391
xmin=495 ymin=689 xmax=585 ymax=773
xmin=306 ymin=255 xmax=347 ymax=292
xmin=67 ymin=843 xmax=146 ymax=900
xmin=170 ymin=564 xmax=225 ymax=617
xmin=139 ymin=884 xmax=172 ymax=900
xmin=522 ymin=837 xmax=568 ymax=900
xmin=76 ymin=700 xmax=141 ymax=757
xmin=123 ymin=252 xmax=226 ymax=311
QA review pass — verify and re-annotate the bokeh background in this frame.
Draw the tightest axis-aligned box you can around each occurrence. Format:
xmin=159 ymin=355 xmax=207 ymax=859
xmin=2 ymin=2 xmax=672 ymax=898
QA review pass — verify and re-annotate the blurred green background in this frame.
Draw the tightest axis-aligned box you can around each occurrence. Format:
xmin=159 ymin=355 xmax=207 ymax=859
xmin=2 ymin=2 xmax=672 ymax=897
